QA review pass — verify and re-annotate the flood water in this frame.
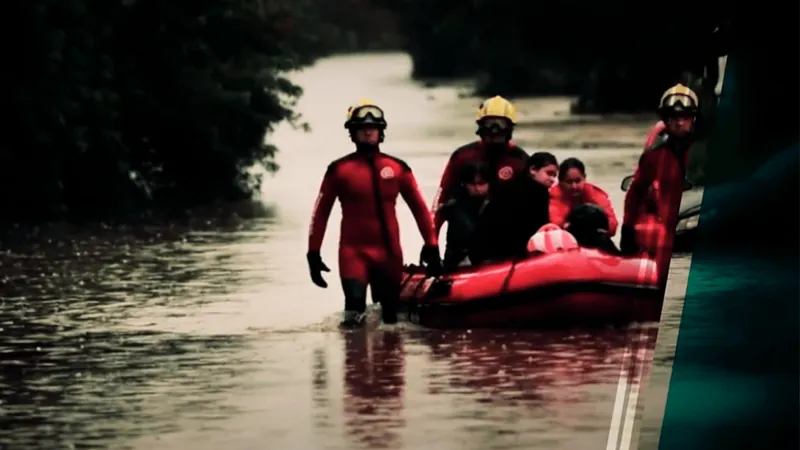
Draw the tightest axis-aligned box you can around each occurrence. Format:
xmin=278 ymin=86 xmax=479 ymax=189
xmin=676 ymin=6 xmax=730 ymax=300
xmin=0 ymin=53 xmax=694 ymax=450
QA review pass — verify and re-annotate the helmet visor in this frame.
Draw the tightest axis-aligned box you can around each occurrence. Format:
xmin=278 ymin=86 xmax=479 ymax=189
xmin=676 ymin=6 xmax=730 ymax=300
xmin=351 ymin=105 xmax=385 ymax=121
xmin=477 ymin=117 xmax=513 ymax=132
xmin=661 ymin=95 xmax=697 ymax=113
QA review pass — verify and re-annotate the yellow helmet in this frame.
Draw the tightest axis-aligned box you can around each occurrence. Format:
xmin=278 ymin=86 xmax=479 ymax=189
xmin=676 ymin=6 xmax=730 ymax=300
xmin=476 ymin=96 xmax=518 ymax=125
xmin=345 ymin=98 xmax=387 ymax=129
xmin=658 ymin=84 xmax=699 ymax=115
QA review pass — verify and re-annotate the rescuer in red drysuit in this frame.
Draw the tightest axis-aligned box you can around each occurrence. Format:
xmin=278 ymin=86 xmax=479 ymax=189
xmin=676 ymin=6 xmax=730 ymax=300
xmin=431 ymin=96 xmax=530 ymax=236
xmin=549 ymin=157 xmax=619 ymax=237
xmin=307 ymin=99 xmax=442 ymax=328
xmin=620 ymin=84 xmax=699 ymax=285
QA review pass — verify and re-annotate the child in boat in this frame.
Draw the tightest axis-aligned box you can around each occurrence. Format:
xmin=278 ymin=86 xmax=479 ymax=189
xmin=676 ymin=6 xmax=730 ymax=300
xmin=527 ymin=151 xmax=559 ymax=189
xmin=439 ymin=162 xmax=492 ymax=271
xmin=550 ymin=157 xmax=619 ymax=237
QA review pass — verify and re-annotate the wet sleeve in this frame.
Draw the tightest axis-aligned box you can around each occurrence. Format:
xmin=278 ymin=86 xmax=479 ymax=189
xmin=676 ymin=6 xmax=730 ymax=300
xmin=400 ymin=168 xmax=438 ymax=246
xmin=432 ymin=153 xmax=458 ymax=235
xmin=623 ymin=151 xmax=656 ymax=226
xmin=590 ymin=188 xmax=619 ymax=237
xmin=307 ymin=166 xmax=338 ymax=252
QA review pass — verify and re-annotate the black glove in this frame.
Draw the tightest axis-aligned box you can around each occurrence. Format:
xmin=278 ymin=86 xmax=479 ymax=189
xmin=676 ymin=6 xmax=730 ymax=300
xmin=306 ymin=251 xmax=331 ymax=288
xmin=419 ymin=245 xmax=442 ymax=276
xmin=619 ymin=224 xmax=639 ymax=256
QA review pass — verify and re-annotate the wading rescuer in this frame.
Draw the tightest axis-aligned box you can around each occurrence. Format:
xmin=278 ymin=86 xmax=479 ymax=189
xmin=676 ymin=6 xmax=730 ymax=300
xmin=431 ymin=96 xmax=530 ymax=235
xmin=620 ymin=84 xmax=699 ymax=284
xmin=306 ymin=99 xmax=442 ymax=328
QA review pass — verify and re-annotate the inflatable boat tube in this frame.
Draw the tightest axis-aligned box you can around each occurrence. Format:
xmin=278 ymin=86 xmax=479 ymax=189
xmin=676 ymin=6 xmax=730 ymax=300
xmin=399 ymin=248 xmax=662 ymax=329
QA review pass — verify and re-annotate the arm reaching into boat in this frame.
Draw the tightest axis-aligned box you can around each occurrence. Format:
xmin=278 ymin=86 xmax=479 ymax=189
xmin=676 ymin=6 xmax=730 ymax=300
xmin=400 ymin=167 xmax=442 ymax=275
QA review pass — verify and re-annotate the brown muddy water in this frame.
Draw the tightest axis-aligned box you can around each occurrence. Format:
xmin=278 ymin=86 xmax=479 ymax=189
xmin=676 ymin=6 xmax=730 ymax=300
xmin=0 ymin=53 xmax=694 ymax=450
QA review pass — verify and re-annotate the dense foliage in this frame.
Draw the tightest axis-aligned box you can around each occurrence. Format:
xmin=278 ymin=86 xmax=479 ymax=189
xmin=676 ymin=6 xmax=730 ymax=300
xmin=2 ymin=0 xmax=737 ymax=222
xmin=3 ymin=0 xmax=330 ymax=222
xmin=381 ymin=0 xmax=733 ymax=112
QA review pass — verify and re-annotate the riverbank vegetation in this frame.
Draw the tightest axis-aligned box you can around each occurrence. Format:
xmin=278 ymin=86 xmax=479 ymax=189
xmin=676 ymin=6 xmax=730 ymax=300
xmin=382 ymin=0 xmax=733 ymax=113
xmin=3 ymin=0 xmax=334 ymax=223
xmin=2 ymin=0 xmax=735 ymax=222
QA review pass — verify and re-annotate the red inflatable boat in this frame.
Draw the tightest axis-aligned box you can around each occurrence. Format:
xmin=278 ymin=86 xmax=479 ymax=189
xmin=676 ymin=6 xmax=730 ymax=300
xmin=399 ymin=248 xmax=662 ymax=329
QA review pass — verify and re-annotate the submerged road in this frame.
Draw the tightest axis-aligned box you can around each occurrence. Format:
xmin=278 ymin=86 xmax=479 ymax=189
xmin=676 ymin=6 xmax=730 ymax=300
xmin=1 ymin=53 xmax=695 ymax=450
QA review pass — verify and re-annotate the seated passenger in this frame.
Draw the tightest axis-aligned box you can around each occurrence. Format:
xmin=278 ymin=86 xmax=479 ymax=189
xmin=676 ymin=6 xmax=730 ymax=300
xmin=470 ymin=152 xmax=556 ymax=264
xmin=439 ymin=162 xmax=491 ymax=271
xmin=564 ymin=203 xmax=621 ymax=255
xmin=527 ymin=223 xmax=579 ymax=254
xmin=550 ymin=157 xmax=619 ymax=236
xmin=527 ymin=151 xmax=559 ymax=189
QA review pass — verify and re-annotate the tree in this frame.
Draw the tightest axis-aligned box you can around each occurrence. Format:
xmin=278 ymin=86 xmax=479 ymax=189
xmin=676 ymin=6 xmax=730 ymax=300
xmin=1 ymin=0 xmax=328 ymax=222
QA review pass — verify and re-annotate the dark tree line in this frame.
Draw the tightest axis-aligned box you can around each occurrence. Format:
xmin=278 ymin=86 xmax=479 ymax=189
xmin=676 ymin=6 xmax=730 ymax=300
xmin=2 ymin=0 xmax=335 ymax=222
xmin=1 ymin=0 xmax=736 ymax=223
xmin=380 ymin=0 xmax=733 ymax=113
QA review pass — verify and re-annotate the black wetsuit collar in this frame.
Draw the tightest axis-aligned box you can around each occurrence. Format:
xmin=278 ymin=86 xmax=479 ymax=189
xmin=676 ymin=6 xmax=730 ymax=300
xmin=356 ymin=143 xmax=380 ymax=154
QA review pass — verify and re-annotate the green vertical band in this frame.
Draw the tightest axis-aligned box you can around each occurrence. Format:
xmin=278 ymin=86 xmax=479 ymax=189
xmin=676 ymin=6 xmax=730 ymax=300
xmin=657 ymin=11 xmax=799 ymax=450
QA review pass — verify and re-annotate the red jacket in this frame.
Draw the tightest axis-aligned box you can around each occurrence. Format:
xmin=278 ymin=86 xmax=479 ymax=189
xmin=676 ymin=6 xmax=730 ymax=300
xmin=432 ymin=141 xmax=529 ymax=233
xmin=549 ymin=183 xmax=619 ymax=236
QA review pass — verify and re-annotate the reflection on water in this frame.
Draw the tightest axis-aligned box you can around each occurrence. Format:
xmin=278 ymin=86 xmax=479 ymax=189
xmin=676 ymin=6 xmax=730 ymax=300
xmin=303 ymin=328 xmax=659 ymax=450
xmin=0 ymin=53 xmax=685 ymax=450
xmin=1 ymin=327 xmax=249 ymax=449
xmin=341 ymin=330 xmax=406 ymax=449
xmin=422 ymin=329 xmax=651 ymax=405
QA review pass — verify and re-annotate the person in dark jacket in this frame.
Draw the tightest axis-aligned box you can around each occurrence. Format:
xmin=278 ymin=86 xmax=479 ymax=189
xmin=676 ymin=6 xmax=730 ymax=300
xmin=470 ymin=152 xmax=555 ymax=264
xmin=565 ymin=203 xmax=622 ymax=255
xmin=438 ymin=162 xmax=492 ymax=271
